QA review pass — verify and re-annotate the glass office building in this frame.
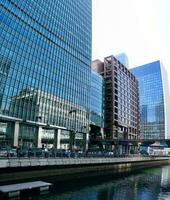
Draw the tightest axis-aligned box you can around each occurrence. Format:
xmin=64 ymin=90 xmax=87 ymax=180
xmin=115 ymin=53 xmax=129 ymax=68
xmin=131 ymin=61 xmax=166 ymax=140
xmin=0 ymin=0 xmax=92 ymax=149
xmin=90 ymin=71 xmax=104 ymax=139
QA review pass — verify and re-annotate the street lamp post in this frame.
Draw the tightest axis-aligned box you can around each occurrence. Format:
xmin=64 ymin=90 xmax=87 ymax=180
xmin=69 ymin=108 xmax=77 ymax=151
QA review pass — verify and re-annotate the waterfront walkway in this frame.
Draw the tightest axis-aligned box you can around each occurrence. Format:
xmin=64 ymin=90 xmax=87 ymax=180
xmin=0 ymin=156 xmax=168 ymax=184
xmin=0 ymin=156 xmax=168 ymax=169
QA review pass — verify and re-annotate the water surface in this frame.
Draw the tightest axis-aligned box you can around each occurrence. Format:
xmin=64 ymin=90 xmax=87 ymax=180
xmin=25 ymin=165 xmax=170 ymax=200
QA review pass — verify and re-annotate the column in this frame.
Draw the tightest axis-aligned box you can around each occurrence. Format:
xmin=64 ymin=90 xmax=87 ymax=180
xmin=13 ymin=121 xmax=19 ymax=147
xmin=37 ymin=126 xmax=43 ymax=148
xmin=85 ymin=132 xmax=89 ymax=150
xmin=101 ymin=128 xmax=104 ymax=139
xmin=54 ymin=129 xmax=57 ymax=148
xmin=54 ymin=129 xmax=61 ymax=149
xmin=101 ymin=128 xmax=105 ymax=149
xmin=57 ymin=129 xmax=61 ymax=149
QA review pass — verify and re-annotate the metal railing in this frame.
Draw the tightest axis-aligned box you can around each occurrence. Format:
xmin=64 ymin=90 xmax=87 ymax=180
xmin=0 ymin=148 xmax=155 ymax=159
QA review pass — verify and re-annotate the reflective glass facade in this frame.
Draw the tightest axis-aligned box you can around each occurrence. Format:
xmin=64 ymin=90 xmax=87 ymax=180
xmin=115 ymin=53 xmax=129 ymax=68
xmin=90 ymin=71 xmax=104 ymax=128
xmin=0 ymin=0 xmax=92 ymax=147
xmin=131 ymin=61 xmax=165 ymax=140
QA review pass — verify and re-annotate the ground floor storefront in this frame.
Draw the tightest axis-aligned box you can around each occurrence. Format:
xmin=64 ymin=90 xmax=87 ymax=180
xmin=0 ymin=118 xmax=87 ymax=151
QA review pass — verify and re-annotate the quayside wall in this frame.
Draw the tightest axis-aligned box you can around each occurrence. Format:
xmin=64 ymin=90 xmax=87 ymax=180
xmin=0 ymin=157 xmax=169 ymax=183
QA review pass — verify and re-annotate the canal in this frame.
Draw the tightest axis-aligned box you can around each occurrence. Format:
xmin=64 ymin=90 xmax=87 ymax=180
xmin=10 ymin=164 xmax=170 ymax=200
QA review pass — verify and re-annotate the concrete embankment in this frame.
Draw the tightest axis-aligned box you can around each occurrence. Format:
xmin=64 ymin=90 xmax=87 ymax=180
xmin=0 ymin=157 xmax=169 ymax=184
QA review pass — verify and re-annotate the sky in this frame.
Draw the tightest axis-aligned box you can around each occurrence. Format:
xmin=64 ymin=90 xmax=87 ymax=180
xmin=92 ymin=0 xmax=170 ymax=134
xmin=92 ymin=0 xmax=170 ymax=69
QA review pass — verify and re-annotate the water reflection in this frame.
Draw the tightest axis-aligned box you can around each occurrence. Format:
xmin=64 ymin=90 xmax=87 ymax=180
xmin=36 ymin=165 xmax=170 ymax=200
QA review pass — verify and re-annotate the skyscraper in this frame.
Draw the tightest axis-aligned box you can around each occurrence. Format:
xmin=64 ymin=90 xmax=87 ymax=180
xmin=93 ymin=55 xmax=139 ymax=154
xmin=0 ymin=0 xmax=92 ymax=149
xmin=115 ymin=53 xmax=129 ymax=68
xmin=90 ymin=71 xmax=104 ymax=146
xmin=131 ymin=61 xmax=168 ymax=140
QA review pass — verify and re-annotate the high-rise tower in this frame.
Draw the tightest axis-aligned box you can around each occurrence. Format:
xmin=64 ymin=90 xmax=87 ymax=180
xmin=93 ymin=56 xmax=140 ymax=154
xmin=131 ymin=61 xmax=169 ymax=141
xmin=0 ymin=0 xmax=92 ymax=149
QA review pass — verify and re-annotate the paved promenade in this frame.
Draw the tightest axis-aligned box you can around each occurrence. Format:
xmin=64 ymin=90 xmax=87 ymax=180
xmin=0 ymin=157 xmax=168 ymax=168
